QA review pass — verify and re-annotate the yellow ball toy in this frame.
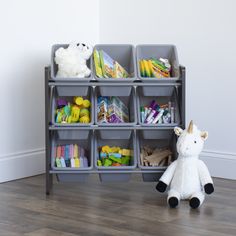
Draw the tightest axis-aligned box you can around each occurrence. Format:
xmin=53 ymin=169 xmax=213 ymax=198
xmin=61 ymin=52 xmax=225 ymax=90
xmin=80 ymin=108 xmax=90 ymax=117
xmin=83 ymin=99 xmax=91 ymax=108
xmin=79 ymin=116 xmax=90 ymax=123
xmin=74 ymin=96 xmax=83 ymax=106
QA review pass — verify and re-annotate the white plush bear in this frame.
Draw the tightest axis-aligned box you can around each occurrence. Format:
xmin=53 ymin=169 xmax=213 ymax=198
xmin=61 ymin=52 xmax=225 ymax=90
xmin=156 ymin=120 xmax=214 ymax=209
xmin=55 ymin=43 xmax=93 ymax=78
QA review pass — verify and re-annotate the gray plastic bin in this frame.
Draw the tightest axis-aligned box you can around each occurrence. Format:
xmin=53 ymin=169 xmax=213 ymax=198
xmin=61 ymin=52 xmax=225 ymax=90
xmin=51 ymin=86 xmax=94 ymax=127
xmin=51 ymin=44 xmax=93 ymax=82
xmin=52 ymin=130 xmax=93 ymax=182
xmin=95 ymin=86 xmax=137 ymax=126
xmin=136 ymin=44 xmax=179 ymax=82
xmin=137 ymin=129 xmax=177 ymax=182
xmin=93 ymin=44 xmax=137 ymax=82
xmin=137 ymin=86 xmax=180 ymax=127
xmin=94 ymin=130 xmax=137 ymax=182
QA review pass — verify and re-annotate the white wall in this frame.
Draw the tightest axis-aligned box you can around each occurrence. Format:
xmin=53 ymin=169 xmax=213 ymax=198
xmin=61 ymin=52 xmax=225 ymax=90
xmin=0 ymin=0 xmax=100 ymax=182
xmin=100 ymin=0 xmax=236 ymax=178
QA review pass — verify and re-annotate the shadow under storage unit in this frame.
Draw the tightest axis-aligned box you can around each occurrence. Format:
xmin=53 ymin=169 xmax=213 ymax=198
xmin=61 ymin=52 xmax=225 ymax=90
xmin=45 ymin=44 xmax=185 ymax=195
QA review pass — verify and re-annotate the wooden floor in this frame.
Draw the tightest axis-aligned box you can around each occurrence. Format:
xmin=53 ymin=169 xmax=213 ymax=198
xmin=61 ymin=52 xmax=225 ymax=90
xmin=0 ymin=175 xmax=236 ymax=236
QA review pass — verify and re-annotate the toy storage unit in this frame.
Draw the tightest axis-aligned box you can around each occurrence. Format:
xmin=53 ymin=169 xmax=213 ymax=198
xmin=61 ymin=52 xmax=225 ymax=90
xmin=45 ymin=44 xmax=186 ymax=195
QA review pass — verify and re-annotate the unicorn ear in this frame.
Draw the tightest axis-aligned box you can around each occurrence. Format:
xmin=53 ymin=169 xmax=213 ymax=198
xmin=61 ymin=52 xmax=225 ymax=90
xmin=201 ymin=131 xmax=208 ymax=140
xmin=174 ymin=127 xmax=183 ymax=136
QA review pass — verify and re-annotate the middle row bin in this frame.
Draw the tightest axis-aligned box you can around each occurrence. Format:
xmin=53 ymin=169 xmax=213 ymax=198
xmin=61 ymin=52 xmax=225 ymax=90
xmin=51 ymin=129 xmax=177 ymax=183
xmin=51 ymin=85 xmax=94 ymax=126
xmin=51 ymin=85 xmax=181 ymax=127
xmin=95 ymin=86 xmax=137 ymax=126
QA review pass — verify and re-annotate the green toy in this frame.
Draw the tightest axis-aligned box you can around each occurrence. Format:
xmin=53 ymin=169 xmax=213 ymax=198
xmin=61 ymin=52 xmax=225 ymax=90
xmin=104 ymin=159 xmax=113 ymax=167
xmin=121 ymin=156 xmax=130 ymax=165
xmin=97 ymin=160 xmax=102 ymax=166
xmin=109 ymin=155 xmax=122 ymax=164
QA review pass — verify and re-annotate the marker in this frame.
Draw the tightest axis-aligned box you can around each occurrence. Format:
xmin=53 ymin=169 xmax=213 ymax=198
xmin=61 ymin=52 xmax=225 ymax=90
xmin=152 ymin=109 xmax=164 ymax=124
xmin=145 ymin=104 xmax=158 ymax=123
xmin=147 ymin=111 xmax=158 ymax=124
xmin=140 ymin=106 xmax=145 ymax=123
xmin=147 ymin=100 xmax=156 ymax=116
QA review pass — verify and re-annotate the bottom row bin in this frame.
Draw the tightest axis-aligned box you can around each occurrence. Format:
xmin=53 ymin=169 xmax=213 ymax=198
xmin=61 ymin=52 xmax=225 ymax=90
xmin=137 ymin=129 xmax=177 ymax=182
xmin=51 ymin=130 xmax=93 ymax=182
xmin=95 ymin=129 xmax=137 ymax=182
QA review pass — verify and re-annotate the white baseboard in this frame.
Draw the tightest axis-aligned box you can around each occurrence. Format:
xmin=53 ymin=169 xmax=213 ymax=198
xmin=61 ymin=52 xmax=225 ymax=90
xmin=0 ymin=148 xmax=45 ymax=183
xmin=0 ymin=148 xmax=235 ymax=183
xmin=200 ymin=150 xmax=236 ymax=180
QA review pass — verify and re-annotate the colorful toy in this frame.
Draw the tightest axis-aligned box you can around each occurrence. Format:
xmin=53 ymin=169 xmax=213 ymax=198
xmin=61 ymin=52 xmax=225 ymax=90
xmin=80 ymin=108 xmax=90 ymax=117
xmin=156 ymin=121 xmax=214 ymax=209
xmin=139 ymin=57 xmax=171 ymax=78
xmin=55 ymin=43 xmax=93 ymax=78
xmin=140 ymin=100 xmax=175 ymax=125
xmin=74 ymin=96 xmax=84 ymax=106
xmin=56 ymin=96 xmax=91 ymax=124
xmin=55 ymin=144 xmax=89 ymax=168
xmin=82 ymin=99 xmax=91 ymax=108
xmin=97 ymin=145 xmax=132 ymax=167
xmin=68 ymin=105 xmax=80 ymax=123
xmin=97 ymin=96 xmax=129 ymax=124
xmin=79 ymin=116 xmax=90 ymax=123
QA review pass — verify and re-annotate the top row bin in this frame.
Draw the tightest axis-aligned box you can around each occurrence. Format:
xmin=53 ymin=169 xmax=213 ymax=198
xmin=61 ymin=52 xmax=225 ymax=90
xmin=51 ymin=44 xmax=180 ymax=82
xmin=136 ymin=45 xmax=180 ymax=82
xmin=93 ymin=44 xmax=136 ymax=83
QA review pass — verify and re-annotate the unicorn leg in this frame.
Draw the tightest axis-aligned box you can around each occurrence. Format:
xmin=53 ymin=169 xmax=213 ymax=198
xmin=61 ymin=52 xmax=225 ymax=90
xmin=167 ymin=189 xmax=181 ymax=208
xmin=189 ymin=191 xmax=205 ymax=209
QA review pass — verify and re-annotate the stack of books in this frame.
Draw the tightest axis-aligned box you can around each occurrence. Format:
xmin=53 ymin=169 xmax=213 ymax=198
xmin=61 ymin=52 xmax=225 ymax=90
xmin=94 ymin=50 xmax=129 ymax=78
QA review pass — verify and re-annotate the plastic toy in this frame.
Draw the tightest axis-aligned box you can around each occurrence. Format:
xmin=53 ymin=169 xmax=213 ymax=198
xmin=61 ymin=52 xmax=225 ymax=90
xmin=98 ymin=145 xmax=132 ymax=167
xmin=55 ymin=144 xmax=88 ymax=168
xmin=119 ymin=149 xmax=131 ymax=156
xmin=140 ymin=101 xmax=175 ymax=124
xmin=156 ymin=121 xmax=214 ymax=209
xmin=74 ymin=96 xmax=84 ymax=106
xmin=80 ymin=108 xmax=90 ymax=117
xmin=56 ymin=96 xmax=91 ymax=124
xmin=82 ymin=99 xmax=91 ymax=108
xmin=79 ymin=116 xmax=90 ymax=123
xmin=68 ymin=105 xmax=80 ymax=123
xmin=55 ymin=43 xmax=93 ymax=78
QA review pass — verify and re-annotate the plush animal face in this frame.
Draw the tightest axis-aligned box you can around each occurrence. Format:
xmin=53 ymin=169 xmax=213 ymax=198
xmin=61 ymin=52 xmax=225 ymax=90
xmin=76 ymin=43 xmax=93 ymax=60
xmin=174 ymin=121 xmax=208 ymax=157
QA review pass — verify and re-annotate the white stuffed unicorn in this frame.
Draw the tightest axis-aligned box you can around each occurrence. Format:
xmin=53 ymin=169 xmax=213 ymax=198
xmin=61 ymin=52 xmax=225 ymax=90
xmin=156 ymin=121 xmax=214 ymax=209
